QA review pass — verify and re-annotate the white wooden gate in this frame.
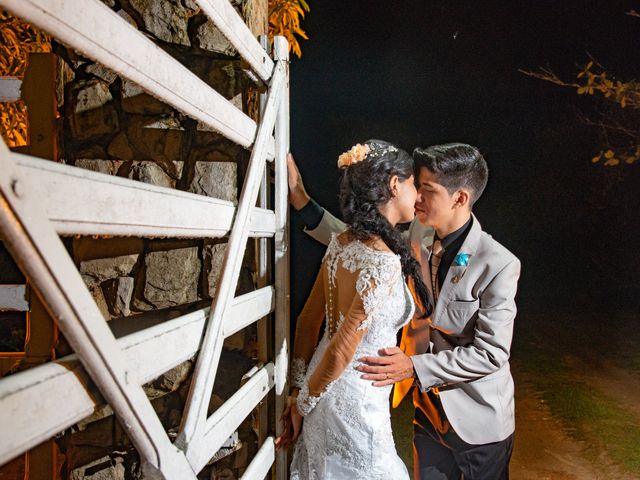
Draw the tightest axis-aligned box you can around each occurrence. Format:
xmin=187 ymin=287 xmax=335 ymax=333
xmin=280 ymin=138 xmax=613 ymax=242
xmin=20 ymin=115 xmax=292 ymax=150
xmin=0 ymin=1 xmax=290 ymax=478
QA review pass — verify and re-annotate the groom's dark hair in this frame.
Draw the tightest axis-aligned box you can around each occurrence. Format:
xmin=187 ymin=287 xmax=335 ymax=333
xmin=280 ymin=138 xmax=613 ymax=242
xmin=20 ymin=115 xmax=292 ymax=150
xmin=413 ymin=143 xmax=488 ymax=207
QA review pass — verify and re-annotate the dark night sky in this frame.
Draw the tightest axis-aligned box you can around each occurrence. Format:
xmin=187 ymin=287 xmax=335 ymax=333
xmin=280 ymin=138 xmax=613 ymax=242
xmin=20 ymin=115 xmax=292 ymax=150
xmin=288 ymin=1 xmax=640 ymax=319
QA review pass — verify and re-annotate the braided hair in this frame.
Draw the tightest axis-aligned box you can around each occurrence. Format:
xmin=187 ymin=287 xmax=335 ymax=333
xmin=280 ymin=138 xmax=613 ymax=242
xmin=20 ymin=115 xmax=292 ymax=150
xmin=338 ymin=139 xmax=432 ymax=317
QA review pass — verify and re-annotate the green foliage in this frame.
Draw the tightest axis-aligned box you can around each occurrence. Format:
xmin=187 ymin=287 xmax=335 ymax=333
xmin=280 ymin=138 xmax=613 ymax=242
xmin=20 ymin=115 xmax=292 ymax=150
xmin=522 ymin=349 xmax=640 ymax=473
xmin=516 ymin=315 xmax=640 ymax=476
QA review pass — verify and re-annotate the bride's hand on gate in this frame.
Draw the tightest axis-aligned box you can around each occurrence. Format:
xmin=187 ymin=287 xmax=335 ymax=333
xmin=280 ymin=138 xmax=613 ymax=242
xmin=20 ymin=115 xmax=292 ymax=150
xmin=356 ymin=346 xmax=415 ymax=386
xmin=290 ymin=402 xmax=303 ymax=441
xmin=275 ymin=395 xmax=302 ymax=450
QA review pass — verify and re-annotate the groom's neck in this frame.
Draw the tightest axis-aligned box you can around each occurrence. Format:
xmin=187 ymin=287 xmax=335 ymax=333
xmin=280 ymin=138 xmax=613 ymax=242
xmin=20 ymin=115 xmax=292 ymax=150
xmin=434 ymin=211 xmax=472 ymax=239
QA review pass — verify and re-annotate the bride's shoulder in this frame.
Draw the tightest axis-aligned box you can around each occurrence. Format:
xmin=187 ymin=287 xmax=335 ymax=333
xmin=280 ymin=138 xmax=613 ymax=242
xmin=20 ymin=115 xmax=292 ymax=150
xmin=333 ymin=231 xmax=393 ymax=253
xmin=327 ymin=232 xmax=399 ymax=267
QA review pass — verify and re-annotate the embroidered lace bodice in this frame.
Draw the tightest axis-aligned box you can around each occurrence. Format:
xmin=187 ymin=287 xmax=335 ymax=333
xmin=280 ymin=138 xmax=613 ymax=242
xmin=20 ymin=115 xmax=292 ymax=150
xmin=290 ymin=233 xmax=414 ymax=479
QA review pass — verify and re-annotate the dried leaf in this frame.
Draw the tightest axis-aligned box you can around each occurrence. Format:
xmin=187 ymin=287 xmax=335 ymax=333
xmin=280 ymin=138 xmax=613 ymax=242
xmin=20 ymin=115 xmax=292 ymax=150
xmin=604 ymin=158 xmax=620 ymax=166
xmin=269 ymin=0 xmax=309 ymax=58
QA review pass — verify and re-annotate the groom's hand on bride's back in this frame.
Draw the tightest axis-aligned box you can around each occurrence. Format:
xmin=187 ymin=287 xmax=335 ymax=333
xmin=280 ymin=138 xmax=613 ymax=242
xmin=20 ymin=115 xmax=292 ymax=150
xmin=356 ymin=347 xmax=415 ymax=387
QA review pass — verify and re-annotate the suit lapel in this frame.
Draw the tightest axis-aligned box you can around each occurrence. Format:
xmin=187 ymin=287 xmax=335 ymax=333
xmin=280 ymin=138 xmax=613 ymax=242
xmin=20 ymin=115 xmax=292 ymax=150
xmin=434 ymin=214 xmax=482 ymax=321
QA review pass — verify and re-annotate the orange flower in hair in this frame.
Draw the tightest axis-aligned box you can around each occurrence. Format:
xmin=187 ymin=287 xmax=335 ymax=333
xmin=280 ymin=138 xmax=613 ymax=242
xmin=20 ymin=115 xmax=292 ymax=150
xmin=337 ymin=143 xmax=371 ymax=169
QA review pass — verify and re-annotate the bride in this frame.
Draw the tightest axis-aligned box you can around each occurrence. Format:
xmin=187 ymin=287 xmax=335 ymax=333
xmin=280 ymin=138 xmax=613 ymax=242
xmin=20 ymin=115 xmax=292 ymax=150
xmin=276 ymin=140 xmax=432 ymax=479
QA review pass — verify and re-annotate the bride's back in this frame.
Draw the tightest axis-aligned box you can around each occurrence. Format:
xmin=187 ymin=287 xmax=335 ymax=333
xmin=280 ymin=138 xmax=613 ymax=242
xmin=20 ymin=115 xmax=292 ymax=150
xmin=321 ymin=232 xmax=409 ymax=349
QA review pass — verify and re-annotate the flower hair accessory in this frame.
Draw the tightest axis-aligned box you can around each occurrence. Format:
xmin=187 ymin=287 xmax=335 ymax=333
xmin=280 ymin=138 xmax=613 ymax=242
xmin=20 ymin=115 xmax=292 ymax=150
xmin=337 ymin=143 xmax=371 ymax=169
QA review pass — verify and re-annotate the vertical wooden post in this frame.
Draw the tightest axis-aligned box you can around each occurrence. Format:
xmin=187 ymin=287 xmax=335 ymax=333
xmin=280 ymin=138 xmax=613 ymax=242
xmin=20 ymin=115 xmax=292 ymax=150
xmin=21 ymin=53 xmax=58 ymax=161
xmin=255 ymin=34 xmax=272 ymax=450
xmin=272 ymin=35 xmax=290 ymax=480
xmin=20 ymin=51 xmax=59 ymax=480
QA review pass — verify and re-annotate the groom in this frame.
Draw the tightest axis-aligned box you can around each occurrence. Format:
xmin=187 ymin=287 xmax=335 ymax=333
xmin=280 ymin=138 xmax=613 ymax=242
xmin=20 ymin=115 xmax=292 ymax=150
xmin=288 ymin=143 xmax=520 ymax=480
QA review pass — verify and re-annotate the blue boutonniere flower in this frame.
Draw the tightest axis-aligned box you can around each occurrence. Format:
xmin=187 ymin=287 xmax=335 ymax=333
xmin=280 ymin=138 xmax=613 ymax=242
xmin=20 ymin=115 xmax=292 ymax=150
xmin=453 ymin=253 xmax=471 ymax=267
xmin=452 ymin=253 xmax=472 ymax=283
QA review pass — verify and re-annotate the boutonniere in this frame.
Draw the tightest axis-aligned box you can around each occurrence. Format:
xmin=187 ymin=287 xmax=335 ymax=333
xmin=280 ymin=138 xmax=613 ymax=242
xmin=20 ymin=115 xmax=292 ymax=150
xmin=453 ymin=253 xmax=471 ymax=267
xmin=452 ymin=253 xmax=472 ymax=283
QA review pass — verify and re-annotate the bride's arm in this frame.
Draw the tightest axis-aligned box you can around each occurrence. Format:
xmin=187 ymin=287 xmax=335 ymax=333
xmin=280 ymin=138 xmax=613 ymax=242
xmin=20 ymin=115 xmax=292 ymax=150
xmin=276 ymin=269 xmax=325 ymax=449
xmin=297 ymin=260 xmax=399 ymax=415
xmin=291 ymin=269 xmax=326 ymax=392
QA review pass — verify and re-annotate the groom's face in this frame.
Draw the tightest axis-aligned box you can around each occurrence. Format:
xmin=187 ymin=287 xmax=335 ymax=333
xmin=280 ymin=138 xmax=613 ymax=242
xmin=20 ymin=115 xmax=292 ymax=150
xmin=414 ymin=167 xmax=456 ymax=227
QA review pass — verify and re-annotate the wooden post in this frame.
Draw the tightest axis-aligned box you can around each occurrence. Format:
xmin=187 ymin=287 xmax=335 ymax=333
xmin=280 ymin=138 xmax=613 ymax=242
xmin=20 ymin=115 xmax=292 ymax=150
xmin=255 ymin=34 xmax=272 ymax=449
xmin=11 ymin=51 xmax=59 ymax=480
xmin=21 ymin=53 xmax=58 ymax=161
xmin=272 ymin=35 xmax=290 ymax=480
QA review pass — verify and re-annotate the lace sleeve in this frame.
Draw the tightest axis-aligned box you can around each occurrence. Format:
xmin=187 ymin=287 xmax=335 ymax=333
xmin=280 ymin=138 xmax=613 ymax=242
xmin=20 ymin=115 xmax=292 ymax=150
xmin=291 ymin=269 xmax=325 ymax=391
xmin=291 ymin=357 xmax=307 ymax=389
xmin=355 ymin=259 xmax=400 ymax=331
xmin=297 ymin=256 xmax=400 ymax=416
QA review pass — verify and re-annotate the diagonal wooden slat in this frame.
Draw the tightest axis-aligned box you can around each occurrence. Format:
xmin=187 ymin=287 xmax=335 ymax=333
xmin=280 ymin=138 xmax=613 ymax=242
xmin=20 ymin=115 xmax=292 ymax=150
xmin=0 ymin=287 xmax=274 ymax=466
xmin=0 ymin=0 xmax=274 ymax=158
xmin=240 ymin=438 xmax=275 ymax=480
xmin=177 ymin=60 xmax=286 ymax=454
xmin=0 ymin=139 xmax=196 ymax=478
xmin=15 ymin=154 xmax=275 ymax=239
xmin=194 ymin=0 xmax=273 ymax=82
xmin=187 ymin=364 xmax=274 ymax=472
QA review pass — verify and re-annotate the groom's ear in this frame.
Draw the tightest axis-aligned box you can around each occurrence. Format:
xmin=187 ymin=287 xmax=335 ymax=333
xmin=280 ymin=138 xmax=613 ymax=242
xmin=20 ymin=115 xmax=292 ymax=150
xmin=453 ymin=188 xmax=471 ymax=210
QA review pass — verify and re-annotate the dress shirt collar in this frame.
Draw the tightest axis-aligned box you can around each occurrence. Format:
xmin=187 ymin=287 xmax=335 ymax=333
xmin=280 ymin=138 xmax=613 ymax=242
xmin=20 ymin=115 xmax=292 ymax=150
xmin=435 ymin=216 xmax=473 ymax=251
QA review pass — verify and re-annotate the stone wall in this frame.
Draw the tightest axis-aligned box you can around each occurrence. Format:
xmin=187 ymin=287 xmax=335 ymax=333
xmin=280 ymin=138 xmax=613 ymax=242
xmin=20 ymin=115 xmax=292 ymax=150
xmin=49 ymin=1 xmax=269 ymax=478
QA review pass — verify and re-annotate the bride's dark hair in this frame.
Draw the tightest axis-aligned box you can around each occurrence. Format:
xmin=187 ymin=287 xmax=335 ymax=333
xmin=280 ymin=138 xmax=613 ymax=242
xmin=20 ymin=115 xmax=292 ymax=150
xmin=339 ymin=139 xmax=432 ymax=317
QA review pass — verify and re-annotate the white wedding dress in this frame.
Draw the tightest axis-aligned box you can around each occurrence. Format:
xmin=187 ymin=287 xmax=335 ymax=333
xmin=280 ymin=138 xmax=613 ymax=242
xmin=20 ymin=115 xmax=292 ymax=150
xmin=290 ymin=234 xmax=413 ymax=480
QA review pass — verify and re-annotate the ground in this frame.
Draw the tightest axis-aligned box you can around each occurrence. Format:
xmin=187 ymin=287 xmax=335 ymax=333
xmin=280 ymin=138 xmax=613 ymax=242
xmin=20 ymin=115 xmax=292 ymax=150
xmin=392 ymin=311 xmax=640 ymax=479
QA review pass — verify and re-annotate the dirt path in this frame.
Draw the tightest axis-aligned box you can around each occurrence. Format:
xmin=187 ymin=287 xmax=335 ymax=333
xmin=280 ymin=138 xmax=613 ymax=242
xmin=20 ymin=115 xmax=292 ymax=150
xmin=510 ymin=372 xmax=637 ymax=480
xmin=563 ymin=354 xmax=640 ymax=423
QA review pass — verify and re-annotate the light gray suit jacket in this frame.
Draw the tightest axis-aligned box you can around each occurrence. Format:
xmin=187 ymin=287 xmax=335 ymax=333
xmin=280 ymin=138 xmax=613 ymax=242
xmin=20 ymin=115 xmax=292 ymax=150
xmin=304 ymin=209 xmax=521 ymax=445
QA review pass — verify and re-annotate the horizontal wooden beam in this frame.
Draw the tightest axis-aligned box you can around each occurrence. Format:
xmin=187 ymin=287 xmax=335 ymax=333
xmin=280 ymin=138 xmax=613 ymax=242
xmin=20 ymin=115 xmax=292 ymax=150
xmin=187 ymin=363 xmax=274 ymax=472
xmin=222 ymin=287 xmax=274 ymax=338
xmin=0 ymin=288 xmax=274 ymax=466
xmin=15 ymin=154 xmax=275 ymax=238
xmin=0 ymin=285 xmax=28 ymax=311
xmin=0 ymin=77 xmax=21 ymax=102
xmin=124 ymin=287 xmax=275 ymax=384
xmin=195 ymin=0 xmax=273 ymax=83
xmin=0 ymin=0 xmax=274 ymax=158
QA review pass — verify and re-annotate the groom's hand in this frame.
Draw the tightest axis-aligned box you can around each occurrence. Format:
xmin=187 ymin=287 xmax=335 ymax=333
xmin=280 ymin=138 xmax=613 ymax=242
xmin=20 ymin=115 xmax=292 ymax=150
xmin=356 ymin=347 xmax=415 ymax=387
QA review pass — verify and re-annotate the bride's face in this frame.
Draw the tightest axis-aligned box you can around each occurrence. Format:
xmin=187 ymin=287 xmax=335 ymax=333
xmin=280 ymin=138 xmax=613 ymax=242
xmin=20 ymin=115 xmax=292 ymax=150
xmin=392 ymin=175 xmax=418 ymax=224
